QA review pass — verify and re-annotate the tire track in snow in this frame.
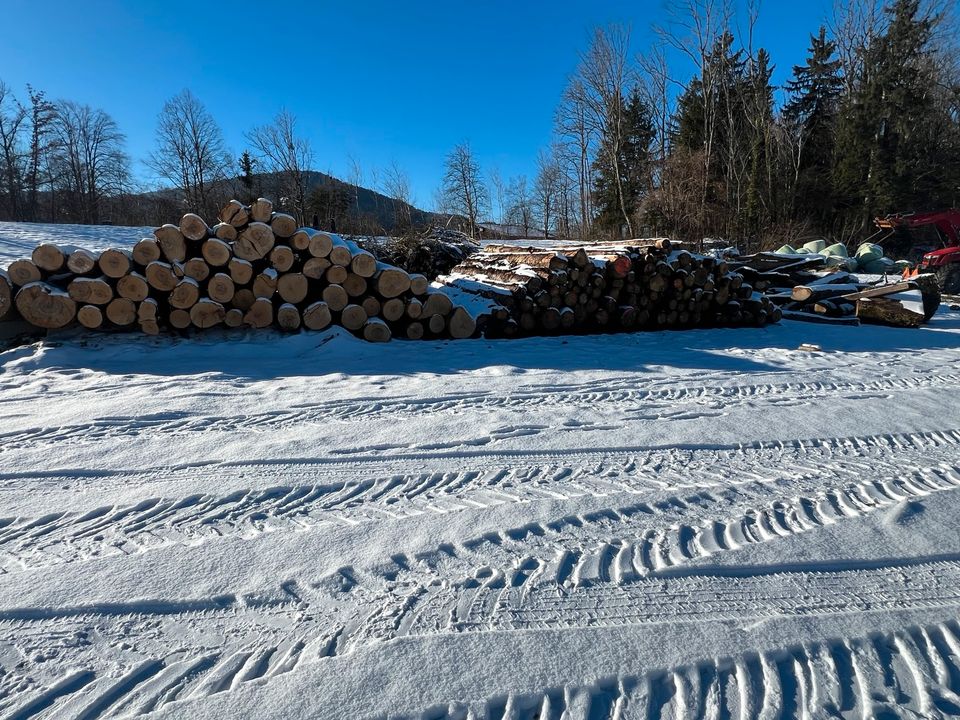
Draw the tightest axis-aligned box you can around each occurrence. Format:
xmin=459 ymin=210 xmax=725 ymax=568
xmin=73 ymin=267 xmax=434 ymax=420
xmin=407 ymin=619 xmax=960 ymax=719
xmin=1 ymin=372 xmax=958 ymax=452
xmin=2 ymin=428 xmax=959 ymax=573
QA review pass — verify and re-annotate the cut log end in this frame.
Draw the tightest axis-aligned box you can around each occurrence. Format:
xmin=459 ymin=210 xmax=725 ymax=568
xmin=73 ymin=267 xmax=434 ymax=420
xmin=15 ymin=283 xmax=76 ymax=329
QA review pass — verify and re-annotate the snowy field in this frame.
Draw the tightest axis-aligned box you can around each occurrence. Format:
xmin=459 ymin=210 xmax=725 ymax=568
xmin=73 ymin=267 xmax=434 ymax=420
xmin=2 ymin=225 xmax=960 ymax=718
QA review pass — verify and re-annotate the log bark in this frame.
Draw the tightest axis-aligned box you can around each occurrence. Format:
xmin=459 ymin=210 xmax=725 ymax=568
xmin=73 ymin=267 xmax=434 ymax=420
xmin=243 ymin=298 xmax=273 ymax=328
xmin=145 ymin=261 xmax=179 ymax=292
xmin=340 ymin=303 xmax=367 ymax=331
xmin=8 ymin=259 xmax=42 ymax=286
xmin=67 ymin=248 xmax=98 ymax=275
xmin=132 ymin=238 xmax=162 ymax=266
xmin=363 ymin=317 xmax=391 ymax=342
xmin=840 ymin=281 xmax=914 ymax=302
xmin=116 ymin=272 xmax=149 ymax=302
xmin=322 ymin=284 xmax=349 ymax=312
xmin=269 ymin=245 xmax=296 ymax=272
xmin=169 ymin=278 xmax=200 ymax=309
xmin=303 ymin=301 xmax=332 ymax=330
xmin=0 ymin=270 xmax=10 ymax=320
xmin=154 ymin=224 xmax=187 ymax=262
xmin=277 ymin=273 xmax=308 ymax=304
xmin=183 ymin=258 xmax=211 ymax=282
xmin=207 ymin=273 xmax=235 ymax=304
xmin=68 ymin=277 xmax=113 ymax=305
xmin=791 ymin=283 xmax=862 ymax=303
xmin=234 ymin=222 xmax=275 ymax=261
xmin=250 ymin=197 xmax=273 ymax=223
xmin=190 ymin=298 xmax=226 ymax=328
xmin=219 ymin=200 xmax=250 ymax=227
xmin=105 ymin=297 xmax=136 ymax=326
xmin=270 ymin=213 xmax=297 ymax=238
xmin=98 ymin=248 xmax=133 ymax=278
xmin=277 ymin=303 xmax=301 ymax=331
xmin=856 ymin=297 xmax=925 ymax=328
xmin=202 ymin=238 xmax=232 ymax=267
xmin=16 ymin=282 xmax=76 ymax=328
xmin=179 ymin=213 xmax=210 ymax=241
xmin=77 ymin=304 xmax=103 ymax=329
xmin=228 ymin=258 xmax=254 ymax=285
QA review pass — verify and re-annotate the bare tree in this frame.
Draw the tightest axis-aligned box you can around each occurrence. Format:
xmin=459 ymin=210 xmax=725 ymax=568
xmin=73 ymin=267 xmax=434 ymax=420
xmin=534 ymin=150 xmax=562 ymax=239
xmin=555 ymin=78 xmax=595 ymax=238
xmin=246 ymin=109 xmax=313 ymax=224
xmin=381 ymin=161 xmax=413 ymax=232
xmin=148 ymin=89 xmax=231 ymax=217
xmin=505 ymin=175 xmax=534 ymax=237
xmin=24 ymin=86 xmax=56 ymax=222
xmin=489 ymin=166 xmax=507 ymax=225
xmin=52 ymin=100 xmax=129 ymax=224
xmin=0 ymin=81 xmax=26 ymax=220
xmin=441 ymin=141 xmax=488 ymax=236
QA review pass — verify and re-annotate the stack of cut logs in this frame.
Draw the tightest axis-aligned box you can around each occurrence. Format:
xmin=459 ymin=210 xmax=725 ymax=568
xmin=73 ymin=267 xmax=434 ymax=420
xmin=0 ymin=198 xmax=477 ymax=342
xmin=440 ymin=240 xmax=780 ymax=337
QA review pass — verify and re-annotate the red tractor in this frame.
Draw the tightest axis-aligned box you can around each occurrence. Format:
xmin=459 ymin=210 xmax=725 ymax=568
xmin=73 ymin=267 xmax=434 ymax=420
xmin=869 ymin=209 xmax=960 ymax=293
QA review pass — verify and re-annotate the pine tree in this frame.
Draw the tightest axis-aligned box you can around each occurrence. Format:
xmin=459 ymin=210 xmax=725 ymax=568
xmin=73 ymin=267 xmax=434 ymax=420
xmin=238 ymin=150 xmax=256 ymax=203
xmin=783 ymin=27 xmax=843 ymax=226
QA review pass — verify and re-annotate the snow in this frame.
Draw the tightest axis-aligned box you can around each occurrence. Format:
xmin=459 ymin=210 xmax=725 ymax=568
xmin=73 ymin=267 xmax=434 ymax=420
xmin=0 ymin=221 xmax=153 ymax=267
xmin=2 ymin=223 xmax=960 ymax=718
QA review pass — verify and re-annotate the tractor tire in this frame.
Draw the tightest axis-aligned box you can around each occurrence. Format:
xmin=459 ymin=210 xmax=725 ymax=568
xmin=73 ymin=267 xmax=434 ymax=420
xmin=936 ymin=264 xmax=960 ymax=295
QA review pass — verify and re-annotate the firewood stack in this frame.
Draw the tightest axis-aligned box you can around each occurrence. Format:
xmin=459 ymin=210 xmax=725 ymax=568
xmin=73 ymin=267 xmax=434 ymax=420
xmin=439 ymin=240 xmax=780 ymax=337
xmin=0 ymin=198 xmax=477 ymax=342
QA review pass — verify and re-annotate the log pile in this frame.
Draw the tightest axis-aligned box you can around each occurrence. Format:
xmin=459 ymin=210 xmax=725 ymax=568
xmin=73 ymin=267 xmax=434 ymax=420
xmin=440 ymin=240 xmax=780 ymax=337
xmin=0 ymin=198 xmax=477 ymax=342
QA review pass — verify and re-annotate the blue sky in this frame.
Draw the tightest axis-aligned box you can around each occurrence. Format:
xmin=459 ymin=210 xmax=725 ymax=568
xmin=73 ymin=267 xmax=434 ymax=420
xmin=3 ymin=0 xmax=834 ymax=211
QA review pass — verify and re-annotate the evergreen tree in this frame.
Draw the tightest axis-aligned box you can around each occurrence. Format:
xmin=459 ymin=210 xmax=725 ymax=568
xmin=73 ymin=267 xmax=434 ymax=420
xmin=783 ymin=27 xmax=843 ymax=225
xmin=238 ymin=150 xmax=256 ymax=202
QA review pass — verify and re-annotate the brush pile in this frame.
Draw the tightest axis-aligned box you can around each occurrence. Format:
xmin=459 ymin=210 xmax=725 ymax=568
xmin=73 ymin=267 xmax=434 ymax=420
xmin=439 ymin=239 xmax=781 ymax=337
xmin=0 ymin=198 xmax=477 ymax=342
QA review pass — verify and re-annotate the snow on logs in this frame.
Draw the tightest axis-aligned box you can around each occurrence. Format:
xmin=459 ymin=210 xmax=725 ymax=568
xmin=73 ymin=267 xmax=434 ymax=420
xmin=439 ymin=240 xmax=780 ymax=337
xmin=2 ymin=197 xmax=476 ymax=342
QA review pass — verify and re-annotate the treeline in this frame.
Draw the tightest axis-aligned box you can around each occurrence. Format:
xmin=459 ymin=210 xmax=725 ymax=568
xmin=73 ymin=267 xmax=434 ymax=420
xmin=438 ymin=0 xmax=960 ymax=248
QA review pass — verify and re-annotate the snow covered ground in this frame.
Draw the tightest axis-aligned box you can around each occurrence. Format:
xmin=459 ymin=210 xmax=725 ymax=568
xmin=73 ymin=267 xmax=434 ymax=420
xmin=0 ymin=222 xmax=153 ymax=268
xmin=2 ymin=224 xmax=960 ymax=719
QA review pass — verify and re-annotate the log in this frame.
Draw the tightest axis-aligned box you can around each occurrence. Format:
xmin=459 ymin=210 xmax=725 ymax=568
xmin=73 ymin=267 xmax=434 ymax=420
xmin=250 ymin=197 xmax=273 ymax=223
xmin=277 ymin=303 xmax=301 ymax=331
xmin=190 ymin=298 xmax=226 ymax=328
xmin=780 ymin=309 xmax=861 ymax=326
xmin=374 ymin=263 xmax=411 ymax=298
xmin=234 ymin=222 xmax=275 ymax=261
xmin=303 ymin=257 xmax=331 ymax=279
xmin=447 ymin=307 xmax=477 ymax=339
xmin=253 ymin=269 xmax=278 ymax=298
xmin=105 ymin=297 xmax=136 ymax=326
xmin=202 ymin=238 xmax=232 ymax=267
xmin=325 ymin=265 xmax=349 ymax=285
xmin=328 ymin=235 xmax=353 ymax=267
xmin=405 ymin=298 xmax=423 ymax=319
xmin=219 ymin=199 xmax=250 ymax=227
xmin=307 ymin=231 xmax=334 ymax=258
xmin=427 ymin=313 xmax=446 ymax=334
xmin=154 ymin=224 xmax=187 ymax=263
xmin=344 ymin=240 xmax=377 ymax=277
xmin=138 ymin=298 xmax=158 ymax=321
xmin=243 ymin=298 xmax=273 ymax=328
xmin=132 ymin=238 xmax=162 ymax=266
xmin=381 ymin=298 xmax=405 ymax=322
xmin=169 ymin=309 xmax=192 ymax=329
xmin=322 ymin=284 xmax=349 ymax=312
xmin=0 ymin=270 xmax=10 ymax=320
xmin=277 ymin=273 xmax=308 ymax=304
xmin=139 ymin=318 xmax=160 ymax=335
xmin=77 ymin=304 xmax=103 ymax=329
xmin=15 ymin=282 xmax=76 ymax=329
xmin=8 ymin=259 xmax=42 ymax=286
xmin=477 ymin=248 xmax=568 ymax=271
xmin=224 ymin=308 xmax=245 ymax=328
xmin=840 ymin=281 xmax=914 ymax=302
xmin=361 ymin=296 xmax=381 ymax=317
xmin=32 ymin=243 xmax=69 ymax=272
xmin=213 ymin=222 xmax=238 ymax=242
xmin=303 ymin=301 xmax=332 ymax=331
xmin=289 ymin=227 xmax=313 ymax=251
xmin=421 ymin=292 xmax=453 ymax=317
xmin=207 ymin=273 xmax=235 ymax=304
xmin=179 ymin=213 xmax=210 ymax=241
xmin=145 ymin=261 xmax=179 ymax=292
xmin=271 ymin=213 xmax=297 ymax=238
xmin=363 ymin=317 xmax=391 ymax=342
xmin=66 ymin=248 xmax=98 ymax=275
xmin=116 ymin=272 xmax=149 ymax=302
xmin=340 ymin=303 xmax=367 ymax=331
xmin=68 ymin=277 xmax=113 ymax=305
xmin=790 ymin=283 xmax=861 ymax=303
xmin=269 ymin=245 xmax=296 ymax=272
xmin=232 ymin=288 xmax=255 ymax=311
xmin=169 ymin=278 xmax=200 ymax=309
xmin=409 ymin=274 xmax=429 ymax=296
xmin=183 ymin=257 xmax=211 ymax=282
xmin=342 ymin=273 xmax=367 ymax=298
xmin=856 ymin=296 xmax=925 ymax=328
xmin=98 ymin=248 xmax=133 ymax=278
xmin=405 ymin=321 xmax=424 ymax=340
xmin=228 ymin=258 xmax=254 ymax=285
